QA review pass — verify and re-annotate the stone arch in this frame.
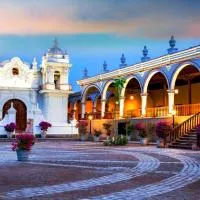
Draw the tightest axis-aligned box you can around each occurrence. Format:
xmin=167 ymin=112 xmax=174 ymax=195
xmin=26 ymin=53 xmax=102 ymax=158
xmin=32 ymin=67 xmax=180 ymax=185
xmin=73 ymin=99 xmax=82 ymax=120
xmin=93 ymin=93 xmax=101 ymax=108
xmin=101 ymin=80 xmax=115 ymax=101
xmin=170 ymin=61 xmax=200 ymax=90
xmin=0 ymin=96 xmax=30 ymax=115
xmin=121 ymin=76 xmax=142 ymax=97
xmin=2 ymin=99 xmax=27 ymax=131
xmin=143 ymin=69 xmax=169 ymax=94
xmin=81 ymin=84 xmax=101 ymax=103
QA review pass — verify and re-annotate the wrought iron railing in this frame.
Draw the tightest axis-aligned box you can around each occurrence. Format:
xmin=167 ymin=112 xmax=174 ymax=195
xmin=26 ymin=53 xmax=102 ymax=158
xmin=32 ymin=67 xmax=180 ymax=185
xmin=169 ymin=112 xmax=200 ymax=143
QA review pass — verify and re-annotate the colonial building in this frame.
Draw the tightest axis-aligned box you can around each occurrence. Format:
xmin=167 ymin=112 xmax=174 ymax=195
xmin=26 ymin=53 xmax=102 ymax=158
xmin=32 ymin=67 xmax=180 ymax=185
xmin=0 ymin=39 xmax=78 ymax=136
xmin=69 ymin=36 xmax=200 ymax=121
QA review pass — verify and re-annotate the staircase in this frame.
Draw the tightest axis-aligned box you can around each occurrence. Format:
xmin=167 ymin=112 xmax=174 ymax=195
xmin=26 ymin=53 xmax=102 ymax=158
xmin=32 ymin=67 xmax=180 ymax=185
xmin=169 ymin=112 xmax=200 ymax=150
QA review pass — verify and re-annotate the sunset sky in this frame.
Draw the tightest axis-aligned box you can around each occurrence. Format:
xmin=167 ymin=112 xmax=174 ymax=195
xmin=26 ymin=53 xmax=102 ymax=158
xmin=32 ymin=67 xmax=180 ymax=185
xmin=0 ymin=0 xmax=199 ymax=91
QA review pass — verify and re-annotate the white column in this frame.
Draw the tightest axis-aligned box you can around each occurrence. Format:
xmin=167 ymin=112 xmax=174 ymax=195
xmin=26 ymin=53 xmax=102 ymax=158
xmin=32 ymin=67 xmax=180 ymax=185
xmin=81 ymin=102 xmax=85 ymax=119
xmin=119 ymin=97 xmax=125 ymax=118
xmin=141 ymin=93 xmax=148 ymax=117
xmin=93 ymin=106 xmax=96 ymax=113
xmin=168 ymin=90 xmax=175 ymax=114
xmin=101 ymin=99 xmax=106 ymax=118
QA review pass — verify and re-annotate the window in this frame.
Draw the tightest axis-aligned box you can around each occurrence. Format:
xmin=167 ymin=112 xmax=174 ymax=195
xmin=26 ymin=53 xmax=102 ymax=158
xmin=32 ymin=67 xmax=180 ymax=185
xmin=12 ymin=68 xmax=19 ymax=75
xmin=54 ymin=71 xmax=60 ymax=89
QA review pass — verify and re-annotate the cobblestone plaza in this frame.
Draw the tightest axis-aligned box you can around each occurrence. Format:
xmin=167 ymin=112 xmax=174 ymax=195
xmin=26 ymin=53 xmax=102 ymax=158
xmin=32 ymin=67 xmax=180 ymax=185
xmin=0 ymin=141 xmax=200 ymax=200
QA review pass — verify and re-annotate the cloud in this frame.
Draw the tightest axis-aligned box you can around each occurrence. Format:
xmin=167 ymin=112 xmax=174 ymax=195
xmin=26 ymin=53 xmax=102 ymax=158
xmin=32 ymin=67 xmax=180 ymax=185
xmin=0 ymin=0 xmax=199 ymax=38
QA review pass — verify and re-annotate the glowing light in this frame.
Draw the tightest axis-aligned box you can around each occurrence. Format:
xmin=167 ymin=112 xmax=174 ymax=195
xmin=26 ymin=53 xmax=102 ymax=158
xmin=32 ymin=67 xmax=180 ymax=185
xmin=88 ymin=115 xmax=93 ymax=120
xmin=171 ymin=110 xmax=176 ymax=115
xmin=174 ymin=89 xmax=179 ymax=94
xmin=130 ymin=95 xmax=134 ymax=100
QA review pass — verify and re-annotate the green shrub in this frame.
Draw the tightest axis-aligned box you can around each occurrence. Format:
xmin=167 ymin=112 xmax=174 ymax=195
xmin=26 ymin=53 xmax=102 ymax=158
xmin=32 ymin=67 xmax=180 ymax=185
xmin=103 ymin=135 xmax=128 ymax=146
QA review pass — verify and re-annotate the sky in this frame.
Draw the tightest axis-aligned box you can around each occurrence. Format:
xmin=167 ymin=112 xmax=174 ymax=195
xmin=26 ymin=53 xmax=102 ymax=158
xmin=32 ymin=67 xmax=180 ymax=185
xmin=0 ymin=0 xmax=199 ymax=91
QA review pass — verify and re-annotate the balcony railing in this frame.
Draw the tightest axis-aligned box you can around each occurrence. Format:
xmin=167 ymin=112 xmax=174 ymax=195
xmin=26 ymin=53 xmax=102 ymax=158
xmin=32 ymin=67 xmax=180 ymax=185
xmin=146 ymin=106 xmax=169 ymax=117
xmin=72 ymin=103 xmax=200 ymax=120
xmin=124 ymin=103 xmax=200 ymax=118
xmin=175 ymin=104 xmax=200 ymax=116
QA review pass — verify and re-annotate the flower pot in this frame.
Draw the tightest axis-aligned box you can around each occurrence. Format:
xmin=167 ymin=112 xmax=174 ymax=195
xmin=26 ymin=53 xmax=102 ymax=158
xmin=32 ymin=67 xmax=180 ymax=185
xmin=127 ymin=135 xmax=131 ymax=141
xmin=7 ymin=131 xmax=13 ymax=139
xmin=41 ymin=131 xmax=47 ymax=139
xmin=140 ymin=137 xmax=148 ymax=145
xmin=93 ymin=136 xmax=99 ymax=142
xmin=157 ymin=139 xmax=165 ymax=148
xmin=80 ymin=135 xmax=86 ymax=141
xmin=16 ymin=150 xmax=29 ymax=161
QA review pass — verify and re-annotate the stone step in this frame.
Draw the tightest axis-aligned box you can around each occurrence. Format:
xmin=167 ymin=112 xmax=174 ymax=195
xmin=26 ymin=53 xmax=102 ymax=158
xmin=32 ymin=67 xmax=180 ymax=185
xmin=173 ymin=142 xmax=196 ymax=146
xmin=175 ymin=138 xmax=196 ymax=142
xmin=168 ymin=144 xmax=192 ymax=150
xmin=186 ymin=133 xmax=197 ymax=136
xmin=181 ymin=136 xmax=197 ymax=140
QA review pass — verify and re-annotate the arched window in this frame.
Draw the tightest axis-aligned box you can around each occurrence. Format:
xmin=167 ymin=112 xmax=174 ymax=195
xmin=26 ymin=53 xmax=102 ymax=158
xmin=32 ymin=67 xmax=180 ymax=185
xmin=54 ymin=71 xmax=60 ymax=89
xmin=12 ymin=68 xmax=19 ymax=75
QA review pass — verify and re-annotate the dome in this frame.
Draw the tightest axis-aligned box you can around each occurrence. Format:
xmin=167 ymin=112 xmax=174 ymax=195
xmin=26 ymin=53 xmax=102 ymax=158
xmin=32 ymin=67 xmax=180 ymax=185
xmin=48 ymin=38 xmax=64 ymax=55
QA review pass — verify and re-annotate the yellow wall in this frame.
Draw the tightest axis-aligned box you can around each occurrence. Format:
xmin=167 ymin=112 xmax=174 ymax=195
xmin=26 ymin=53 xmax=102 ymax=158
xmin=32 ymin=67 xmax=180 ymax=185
xmin=85 ymin=99 xmax=93 ymax=113
xmin=147 ymin=89 xmax=168 ymax=108
xmin=124 ymin=93 xmax=141 ymax=111
xmin=175 ymin=83 xmax=200 ymax=105
xmin=191 ymin=83 xmax=200 ymax=104
xmin=85 ymin=116 xmax=190 ymax=138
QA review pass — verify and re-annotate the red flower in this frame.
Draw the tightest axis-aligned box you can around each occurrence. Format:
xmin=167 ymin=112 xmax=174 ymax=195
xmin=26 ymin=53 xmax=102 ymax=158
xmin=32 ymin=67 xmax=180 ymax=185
xmin=39 ymin=121 xmax=52 ymax=131
xmin=12 ymin=133 xmax=35 ymax=151
xmin=4 ymin=122 xmax=16 ymax=132
xmin=76 ymin=120 xmax=88 ymax=134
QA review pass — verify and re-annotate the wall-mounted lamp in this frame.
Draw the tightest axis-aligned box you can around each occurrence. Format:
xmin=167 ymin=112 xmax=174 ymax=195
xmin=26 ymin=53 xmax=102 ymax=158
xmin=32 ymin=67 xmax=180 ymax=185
xmin=129 ymin=95 xmax=134 ymax=100
xmin=174 ymin=89 xmax=179 ymax=94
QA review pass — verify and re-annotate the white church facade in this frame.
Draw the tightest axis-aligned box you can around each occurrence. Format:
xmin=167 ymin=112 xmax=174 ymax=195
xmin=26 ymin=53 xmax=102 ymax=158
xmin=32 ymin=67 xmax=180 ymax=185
xmin=0 ymin=39 xmax=78 ymax=137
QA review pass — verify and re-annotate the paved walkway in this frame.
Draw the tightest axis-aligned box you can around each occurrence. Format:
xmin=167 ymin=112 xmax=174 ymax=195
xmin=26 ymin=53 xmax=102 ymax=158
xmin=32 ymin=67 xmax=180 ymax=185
xmin=0 ymin=141 xmax=200 ymax=200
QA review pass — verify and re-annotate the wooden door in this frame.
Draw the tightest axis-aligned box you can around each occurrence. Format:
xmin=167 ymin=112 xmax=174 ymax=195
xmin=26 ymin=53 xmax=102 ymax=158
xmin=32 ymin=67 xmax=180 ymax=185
xmin=3 ymin=99 xmax=27 ymax=131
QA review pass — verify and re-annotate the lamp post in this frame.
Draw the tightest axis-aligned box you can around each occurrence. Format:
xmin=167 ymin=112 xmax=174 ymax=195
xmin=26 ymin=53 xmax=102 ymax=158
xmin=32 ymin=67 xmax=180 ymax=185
xmin=171 ymin=110 xmax=176 ymax=128
xmin=88 ymin=115 xmax=93 ymax=138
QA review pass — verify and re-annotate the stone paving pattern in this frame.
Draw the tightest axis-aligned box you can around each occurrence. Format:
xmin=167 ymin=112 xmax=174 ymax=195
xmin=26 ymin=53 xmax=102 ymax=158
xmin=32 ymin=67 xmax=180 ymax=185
xmin=0 ymin=141 xmax=199 ymax=200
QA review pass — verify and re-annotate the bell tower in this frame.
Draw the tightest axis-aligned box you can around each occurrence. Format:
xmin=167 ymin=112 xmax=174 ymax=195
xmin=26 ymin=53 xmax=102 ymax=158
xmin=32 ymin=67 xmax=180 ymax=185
xmin=40 ymin=39 xmax=72 ymax=127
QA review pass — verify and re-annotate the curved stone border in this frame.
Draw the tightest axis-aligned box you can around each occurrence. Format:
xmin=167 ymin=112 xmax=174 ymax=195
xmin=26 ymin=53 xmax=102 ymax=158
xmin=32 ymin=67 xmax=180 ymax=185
xmin=91 ymin=150 xmax=200 ymax=200
xmin=4 ymin=150 xmax=160 ymax=199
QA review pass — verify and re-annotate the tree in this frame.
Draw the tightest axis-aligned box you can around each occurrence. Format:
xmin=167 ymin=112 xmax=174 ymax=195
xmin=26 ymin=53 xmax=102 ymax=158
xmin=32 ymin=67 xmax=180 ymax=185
xmin=112 ymin=77 xmax=126 ymax=135
xmin=113 ymin=77 xmax=126 ymax=103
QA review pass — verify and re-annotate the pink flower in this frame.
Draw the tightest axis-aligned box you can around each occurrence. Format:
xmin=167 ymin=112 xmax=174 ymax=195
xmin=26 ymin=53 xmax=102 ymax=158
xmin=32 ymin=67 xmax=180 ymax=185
xmin=39 ymin=121 xmax=52 ymax=131
xmin=11 ymin=133 xmax=35 ymax=151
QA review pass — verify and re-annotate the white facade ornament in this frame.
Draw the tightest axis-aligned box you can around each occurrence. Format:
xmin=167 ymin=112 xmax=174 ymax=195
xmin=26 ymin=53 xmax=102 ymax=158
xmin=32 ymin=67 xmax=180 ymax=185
xmin=0 ymin=39 xmax=78 ymax=137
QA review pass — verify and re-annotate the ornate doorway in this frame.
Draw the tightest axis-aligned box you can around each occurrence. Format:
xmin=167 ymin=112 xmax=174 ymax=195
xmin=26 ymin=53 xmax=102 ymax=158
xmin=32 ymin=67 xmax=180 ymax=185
xmin=3 ymin=99 xmax=27 ymax=132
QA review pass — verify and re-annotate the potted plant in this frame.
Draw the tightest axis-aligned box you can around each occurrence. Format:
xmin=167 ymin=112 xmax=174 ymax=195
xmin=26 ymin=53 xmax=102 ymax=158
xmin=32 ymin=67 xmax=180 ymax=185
xmin=39 ymin=121 xmax=52 ymax=138
xmin=103 ymin=135 xmax=128 ymax=146
xmin=4 ymin=122 xmax=16 ymax=138
xmin=103 ymin=123 xmax=112 ymax=140
xmin=76 ymin=120 xmax=88 ymax=141
xmin=146 ymin=123 xmax=156 ymax=142
xmin=156 ymin=121 xmax=172 ymax=148
xmin=136 ymin=122 xmax=148 ymax=145
xmin=93 ymin=129 xmax=102 ymax=142
xmin=126 ymin=123 xmax=136 ymax=141
xmin=12 ymin=133 xmax=35 ymax=161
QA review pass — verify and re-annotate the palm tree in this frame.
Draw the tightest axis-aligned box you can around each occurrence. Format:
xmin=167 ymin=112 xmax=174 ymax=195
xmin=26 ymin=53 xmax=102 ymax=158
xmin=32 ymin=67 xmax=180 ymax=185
xmin=112 ymin=77 xmax=126 ymax=135
xmin=113 ymin=77 xmax=126 ymax=105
